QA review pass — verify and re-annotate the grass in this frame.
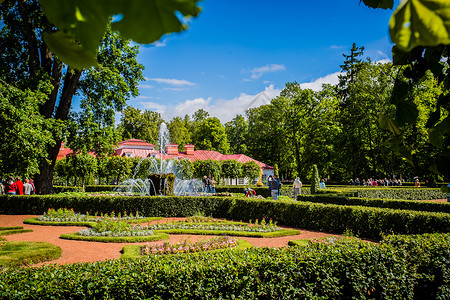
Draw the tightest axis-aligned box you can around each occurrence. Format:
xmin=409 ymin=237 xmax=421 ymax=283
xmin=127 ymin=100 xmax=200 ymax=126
xmin=120 ymin=238 xmax=253 ymax=259
xmin=0 ymin=241 xmax=62 ymax=266
xmin=0 ymin=226 xmax=33 ymax=236
xmin=59 ymin=232 xmax=170 ymax=243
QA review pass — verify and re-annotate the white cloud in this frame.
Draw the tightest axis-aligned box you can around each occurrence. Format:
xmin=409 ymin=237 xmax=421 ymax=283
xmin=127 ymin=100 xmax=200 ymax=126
xmin=139 ymin=101 xmax=167 ymax=115
xmin=136 ymin=95 xmax=160 ymax=100
xmin=154 ymin=85 xmax=281 ymax=123
xmin=144 ymin=77 xmax=196 ymax=86
xmin=172 ymin=97 xmax=212 ymax=118
xmin=245 ymin=64 xmax=286 ymax=79
xmin=139 ymin=84 xmax=154 ymax=89
xmin=330 ymin=45 xmax=344 ymax=49
xmin=300 ymin=72 xmax=341 ymax=91
xmin=152 ymin=40 xmax=167 ymax=48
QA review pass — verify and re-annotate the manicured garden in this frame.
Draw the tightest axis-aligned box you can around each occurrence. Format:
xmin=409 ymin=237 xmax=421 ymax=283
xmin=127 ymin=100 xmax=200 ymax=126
xmin=0 ymin=186 xmax=449 ymax=298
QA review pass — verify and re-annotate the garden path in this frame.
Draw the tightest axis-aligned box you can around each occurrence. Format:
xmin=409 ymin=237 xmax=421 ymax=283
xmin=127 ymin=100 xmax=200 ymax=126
xmin=0 ymin=215 xmax=340 ymax=266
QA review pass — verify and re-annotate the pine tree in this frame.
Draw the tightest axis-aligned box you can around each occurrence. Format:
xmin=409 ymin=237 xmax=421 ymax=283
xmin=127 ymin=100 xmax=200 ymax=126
xmin=338 ymin=43 xmax=365 ymax=101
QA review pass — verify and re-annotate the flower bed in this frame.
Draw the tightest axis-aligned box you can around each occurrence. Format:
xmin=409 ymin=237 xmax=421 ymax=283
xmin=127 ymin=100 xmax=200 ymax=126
xmin=59 ymin=216 xmax=169 ymax=242
xmin=25 ymin=208 xmax=162 ymax=227
xmin=77 ymin=217 xmax=154 ymax=237
xmin=150 ymin=216 xmax=281 ymax=232
xmin=149 ymin=217 xmax=300 ymax=238
xmin=141 ymin=236 xmax=239 ymax=255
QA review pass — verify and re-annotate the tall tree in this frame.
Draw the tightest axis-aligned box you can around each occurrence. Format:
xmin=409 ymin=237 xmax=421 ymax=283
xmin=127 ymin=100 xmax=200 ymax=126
xmin=336 ymin=44 xmax=368 ymax=178
xmin=192 ymin=117 xmax=230 ymax=154
xmin=0 ymin=80 xmax=54 ymax=177
xmin=225 ymin=115 xmax=249 ymax=155
xmin=363 ymin=0 xmax=450 ymax=181
xmin=0 ymin=0 xmax=201 ymax=193
xmin=168 ymin=116 xmax=192 ymax=151
xmin=118 ymin=107 xmax=163 ymax=144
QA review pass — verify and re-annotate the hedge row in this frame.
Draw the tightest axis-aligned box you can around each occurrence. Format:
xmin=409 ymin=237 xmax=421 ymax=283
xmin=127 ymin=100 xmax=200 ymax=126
xmin=296 ymin=194 xmax=450 ymax=214
xmin=1 ymin=234 xmax=449 ymax=299
xmin=335 ymin=187 xmax=448 ymax=200
xmin=1 ymin=195 xmax=450 ymax=239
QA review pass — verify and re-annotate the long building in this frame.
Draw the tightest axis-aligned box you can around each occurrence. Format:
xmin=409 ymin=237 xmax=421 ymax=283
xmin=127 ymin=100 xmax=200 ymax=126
xmin=58 ymin=139 xmax=274 ymax=184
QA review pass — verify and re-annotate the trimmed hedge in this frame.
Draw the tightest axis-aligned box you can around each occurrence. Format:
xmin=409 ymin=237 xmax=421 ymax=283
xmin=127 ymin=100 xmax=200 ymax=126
xmin=154 ymin=228 xmax=301 ymax=238
xmin=1 ymin=195 xmax=450 ymax=239
xmin=1 ymin=234 xmax=449 ymax=299
xmin=60 ymin=232 xmax=170 ymax=243
xmin=330 ymin=187 xmax=447 ymax=200
xmin=296 ymin=194 xmax=450 ymax=214
xmin=85 ymin=185 xmax=116 ymax=192
xmin=53 ymin=186 xmax=83 ymax=193
xmin=23 ymin=216 xmax=162 ymax=227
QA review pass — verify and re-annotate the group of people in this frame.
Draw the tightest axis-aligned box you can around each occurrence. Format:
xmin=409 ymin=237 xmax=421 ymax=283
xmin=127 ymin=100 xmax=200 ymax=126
xmin=202 ymin=175 xmax=216 ymax=193
xmin=349 ymin=177 xmax=403 ymax=187
xmin=0 ymin=177 xmax=35 ymax=195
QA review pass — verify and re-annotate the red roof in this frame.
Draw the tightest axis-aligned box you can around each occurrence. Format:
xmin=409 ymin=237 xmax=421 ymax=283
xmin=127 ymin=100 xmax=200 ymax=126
xmin=56 ymin=147 xmax=73 ymax=160
xmin=117 ymin=139 xmax=156 ymax=147
xmin=114 ymin=148 xmax=158 ymax=157
xmin=168 ymin=150 xmax=273 ymax=170
xmin=57 ymin=140 xmax=273 ymax=169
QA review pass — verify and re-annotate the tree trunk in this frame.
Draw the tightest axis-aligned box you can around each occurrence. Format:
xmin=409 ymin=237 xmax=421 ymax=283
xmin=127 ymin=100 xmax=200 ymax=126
xmin=35 ymin=69 xmax=81 ymax=194
xmin=34 ymin=143 xmax=59 ymax=194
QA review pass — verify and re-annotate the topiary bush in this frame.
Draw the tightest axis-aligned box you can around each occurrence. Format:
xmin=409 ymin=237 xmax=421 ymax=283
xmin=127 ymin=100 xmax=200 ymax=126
xmin=311 ymin=164 xmax=320 ymax=194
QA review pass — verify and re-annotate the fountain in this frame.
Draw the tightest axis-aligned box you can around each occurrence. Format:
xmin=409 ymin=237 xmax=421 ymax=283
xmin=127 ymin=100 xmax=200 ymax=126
xmin=115 ymin=123 xmax=203 ymax=196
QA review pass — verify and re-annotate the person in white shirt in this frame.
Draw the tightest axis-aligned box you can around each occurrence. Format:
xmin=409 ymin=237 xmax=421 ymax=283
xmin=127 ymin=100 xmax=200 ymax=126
xmin=23 ymin=178 xmax=34 ymax=195
xmin=292 ymin=178 xmax=302 ymax=200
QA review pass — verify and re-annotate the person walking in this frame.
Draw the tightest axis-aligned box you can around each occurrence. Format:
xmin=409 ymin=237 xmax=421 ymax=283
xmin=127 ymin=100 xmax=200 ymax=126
xmin=293 ymin=177 xmax=302 ymax=200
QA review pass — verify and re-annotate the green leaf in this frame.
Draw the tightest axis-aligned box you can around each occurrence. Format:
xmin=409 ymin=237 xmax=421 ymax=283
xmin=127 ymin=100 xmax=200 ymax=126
xmin=390 ymin=79 xmax=409 ymax=104
xmin=38 ymin=0 xmax=201 ymax=69
xmin=39 ymin=1 xmax=112 ymax=55
xmin=43 ymin=31 xmax=99 ymax=70
xmin=379 ymin=114 xmax=401 ymax=135
xmin=429 ymin=115 xmax=450 ymax=147
xmin=111 ymin=0 xmax=201 ymax=44
xmin=424 ymin=47 xmax=445 ymax=76
xmin=361 ymin=0 xmax=394 ymax=9
xmin=399 ymin=145 xmax=414 ymax=166
xmin=395 ymin=100 xmax=418 ymax=125
xmin=390 ymin=0 xmax=450 ymax=52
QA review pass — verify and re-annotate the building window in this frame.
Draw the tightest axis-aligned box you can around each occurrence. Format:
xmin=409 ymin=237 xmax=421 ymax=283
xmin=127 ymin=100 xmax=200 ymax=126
xmin=125 ymin=153 xmax=132 ymax=158
xmin=238 ymin=178 xmax=244 ymax=185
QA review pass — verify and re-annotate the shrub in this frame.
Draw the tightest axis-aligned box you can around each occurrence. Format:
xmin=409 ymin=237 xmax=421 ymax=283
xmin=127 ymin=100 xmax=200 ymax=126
xmin=311 ymin=164 xmax=320 ymax=194
xmin=1 ymin=194 xmax=450 ymax=239
xmin=1 ymin=235 xmax=449 ymax=298
xmin=295 ymin=194 xmax=450 ymax=214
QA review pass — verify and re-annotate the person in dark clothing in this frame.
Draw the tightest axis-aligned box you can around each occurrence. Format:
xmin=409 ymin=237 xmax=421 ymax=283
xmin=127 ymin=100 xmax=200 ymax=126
xmin=269 ymin=175 xmax=279 ymax=200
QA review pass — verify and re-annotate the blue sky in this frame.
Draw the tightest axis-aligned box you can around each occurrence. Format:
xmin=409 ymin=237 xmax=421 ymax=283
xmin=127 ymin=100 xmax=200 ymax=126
xmin=125 ymin=0 xmax=398 ymax=123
